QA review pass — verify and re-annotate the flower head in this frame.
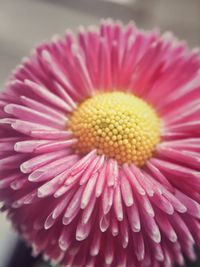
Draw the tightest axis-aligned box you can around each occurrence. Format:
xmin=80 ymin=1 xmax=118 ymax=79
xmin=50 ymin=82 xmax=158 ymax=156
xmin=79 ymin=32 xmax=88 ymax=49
xmin=0 ymin=20 xmax=200 ymax=267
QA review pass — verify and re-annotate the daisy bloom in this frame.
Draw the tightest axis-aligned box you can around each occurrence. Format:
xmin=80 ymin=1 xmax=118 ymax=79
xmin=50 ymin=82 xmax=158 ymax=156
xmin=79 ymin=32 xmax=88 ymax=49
xmin=0 ymin=19 xmax=200 ymax=267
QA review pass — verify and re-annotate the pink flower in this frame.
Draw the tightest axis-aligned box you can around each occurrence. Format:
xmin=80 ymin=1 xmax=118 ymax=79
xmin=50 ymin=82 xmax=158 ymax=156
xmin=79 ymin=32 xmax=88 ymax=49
xmin=0 ymin=19 xmax=200 ymax=267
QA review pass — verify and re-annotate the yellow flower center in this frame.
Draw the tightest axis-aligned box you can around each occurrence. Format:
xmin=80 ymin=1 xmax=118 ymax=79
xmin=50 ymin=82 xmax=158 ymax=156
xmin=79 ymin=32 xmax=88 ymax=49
xmin=69 ymin=92 xmax=160 ymax=166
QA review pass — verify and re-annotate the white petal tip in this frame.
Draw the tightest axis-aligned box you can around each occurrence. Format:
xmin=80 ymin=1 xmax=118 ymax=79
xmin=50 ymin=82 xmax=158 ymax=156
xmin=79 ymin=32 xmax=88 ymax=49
xmin=4 ymin=105 xmax=11 ymax=114
xmin=24 ymin=79 xmax=32 ymax=85
xmin=170 ymin=234 xmax=177 ymax=243
xmin=152 ymin=232 xmax=161 ymax=243
xmin=20 ymin=164 xmax=28 ymax=174
xmin=28 ymin=171 xmax=43 ymax=182
xmin=37 ymin=189 xmax=46 ymax=198
xmin=42 ymin=50 xmax=51 ymax=60
xmin=132 ymin=226 xmax=141 ymax=233
xmin=62 ymin=217 xmax=70 ymax=225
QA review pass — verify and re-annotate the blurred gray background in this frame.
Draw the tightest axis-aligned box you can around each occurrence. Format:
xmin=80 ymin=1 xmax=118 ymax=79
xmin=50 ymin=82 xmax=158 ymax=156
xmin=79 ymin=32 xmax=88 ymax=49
xmin=0 ymin=0 xmax=200 ymax=266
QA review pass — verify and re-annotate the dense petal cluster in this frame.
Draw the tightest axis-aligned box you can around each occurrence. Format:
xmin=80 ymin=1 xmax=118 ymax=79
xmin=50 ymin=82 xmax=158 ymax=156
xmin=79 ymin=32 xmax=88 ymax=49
xmin=0 ymin=20 xmax=200 ymax=267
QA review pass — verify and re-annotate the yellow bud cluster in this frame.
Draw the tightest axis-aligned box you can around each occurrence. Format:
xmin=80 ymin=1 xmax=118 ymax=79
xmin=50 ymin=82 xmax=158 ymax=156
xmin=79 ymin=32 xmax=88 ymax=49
xmin=69 ymin=92 xmax=160 ymax=166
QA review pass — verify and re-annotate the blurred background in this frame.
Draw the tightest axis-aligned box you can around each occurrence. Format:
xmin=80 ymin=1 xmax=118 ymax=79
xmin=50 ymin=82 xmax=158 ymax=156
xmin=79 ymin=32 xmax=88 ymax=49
xmin=0 ymin=0 xmax=200 ymax=266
